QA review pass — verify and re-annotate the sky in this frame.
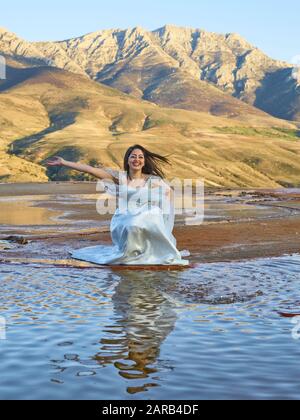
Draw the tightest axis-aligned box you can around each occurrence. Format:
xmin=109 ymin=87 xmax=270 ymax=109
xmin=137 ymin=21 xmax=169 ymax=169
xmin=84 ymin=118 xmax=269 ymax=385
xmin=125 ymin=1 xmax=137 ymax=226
xmin=0 ymin=0 xmax=299 ymax=63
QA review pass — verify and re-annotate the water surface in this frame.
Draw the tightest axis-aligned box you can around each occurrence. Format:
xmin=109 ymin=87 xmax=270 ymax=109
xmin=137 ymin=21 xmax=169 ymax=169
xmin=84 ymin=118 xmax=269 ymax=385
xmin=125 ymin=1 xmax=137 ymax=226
xmin=1 ymin=254 xmax=300 ymax=400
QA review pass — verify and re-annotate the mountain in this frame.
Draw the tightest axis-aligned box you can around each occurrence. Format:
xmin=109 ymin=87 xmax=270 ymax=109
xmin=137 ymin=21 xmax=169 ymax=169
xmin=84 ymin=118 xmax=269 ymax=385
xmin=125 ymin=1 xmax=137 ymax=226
xmin=1 ymin=56 xmax=300 ymax=187
xmin=152 ymin=25 xmax=300 ymax=121
xmin=34 ymin=26 xmax=270 ymax=119
xmin=0 ymin=25 xmax=299 ymax=121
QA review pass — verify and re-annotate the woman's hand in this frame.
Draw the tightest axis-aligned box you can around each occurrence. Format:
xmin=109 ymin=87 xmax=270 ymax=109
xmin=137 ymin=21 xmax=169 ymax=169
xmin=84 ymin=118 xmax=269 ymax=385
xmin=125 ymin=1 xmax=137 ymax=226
xmin=46 ymin=156 xmax=66 ymax=167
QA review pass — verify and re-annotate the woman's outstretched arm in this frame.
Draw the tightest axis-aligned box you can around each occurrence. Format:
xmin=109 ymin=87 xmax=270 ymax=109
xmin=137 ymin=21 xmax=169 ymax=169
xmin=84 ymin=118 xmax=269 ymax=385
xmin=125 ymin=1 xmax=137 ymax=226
xmin=46 ymin=156 xmax=118 ymax=182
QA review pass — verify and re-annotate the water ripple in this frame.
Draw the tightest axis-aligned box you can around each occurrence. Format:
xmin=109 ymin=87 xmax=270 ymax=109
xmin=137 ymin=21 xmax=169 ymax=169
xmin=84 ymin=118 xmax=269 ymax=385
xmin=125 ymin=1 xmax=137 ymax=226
xmin=0 ymin=254 xmax=300 ymax=399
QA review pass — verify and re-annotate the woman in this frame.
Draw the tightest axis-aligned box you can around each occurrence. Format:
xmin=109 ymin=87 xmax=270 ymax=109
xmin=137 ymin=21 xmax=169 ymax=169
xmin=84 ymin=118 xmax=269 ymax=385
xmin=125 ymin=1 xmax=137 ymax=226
xmin=47 ymin=145 xmax=189 ymax=266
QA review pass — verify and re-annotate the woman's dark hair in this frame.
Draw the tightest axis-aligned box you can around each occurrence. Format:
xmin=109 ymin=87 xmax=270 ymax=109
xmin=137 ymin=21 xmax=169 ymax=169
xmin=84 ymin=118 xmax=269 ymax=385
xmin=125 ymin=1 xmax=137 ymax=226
xmin=124 ymin=145 xmax=171 ymax=179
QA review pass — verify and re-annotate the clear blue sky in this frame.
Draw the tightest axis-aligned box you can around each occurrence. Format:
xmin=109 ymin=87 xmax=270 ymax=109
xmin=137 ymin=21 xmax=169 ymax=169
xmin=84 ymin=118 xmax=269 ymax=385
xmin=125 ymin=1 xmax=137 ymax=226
xmin=1 ymin=0 xmax=299 ymax=62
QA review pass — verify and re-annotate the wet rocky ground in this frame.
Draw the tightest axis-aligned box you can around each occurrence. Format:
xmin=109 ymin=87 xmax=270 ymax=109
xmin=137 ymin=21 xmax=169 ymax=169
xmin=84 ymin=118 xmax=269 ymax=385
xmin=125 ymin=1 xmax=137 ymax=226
xmin=0 ymin=182 xmax=300 ymax=267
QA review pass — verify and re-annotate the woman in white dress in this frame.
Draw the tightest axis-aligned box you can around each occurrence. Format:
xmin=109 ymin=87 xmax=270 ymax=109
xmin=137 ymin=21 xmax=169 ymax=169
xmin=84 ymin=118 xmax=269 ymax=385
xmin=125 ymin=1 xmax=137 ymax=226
xmin=47 ymin=145 xmax=189 ymax=266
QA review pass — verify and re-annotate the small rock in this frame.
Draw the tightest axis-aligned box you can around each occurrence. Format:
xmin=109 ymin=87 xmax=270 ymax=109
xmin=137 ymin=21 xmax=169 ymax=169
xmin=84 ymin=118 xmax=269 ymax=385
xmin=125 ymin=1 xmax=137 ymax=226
xmin=3 ymin=236 xmax=29 ymax=245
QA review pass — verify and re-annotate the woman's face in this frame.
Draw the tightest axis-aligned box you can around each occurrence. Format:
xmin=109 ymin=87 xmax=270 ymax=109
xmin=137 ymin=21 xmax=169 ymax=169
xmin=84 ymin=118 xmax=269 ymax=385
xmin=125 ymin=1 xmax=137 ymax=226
xmin=128 ymin=149 xmax=145 ymax=171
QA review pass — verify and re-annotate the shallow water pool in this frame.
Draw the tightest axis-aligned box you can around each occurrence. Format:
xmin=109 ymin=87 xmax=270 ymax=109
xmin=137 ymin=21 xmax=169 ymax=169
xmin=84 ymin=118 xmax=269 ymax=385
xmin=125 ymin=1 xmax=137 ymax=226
xmin=0 ymin=254 xmax=300 ymax=400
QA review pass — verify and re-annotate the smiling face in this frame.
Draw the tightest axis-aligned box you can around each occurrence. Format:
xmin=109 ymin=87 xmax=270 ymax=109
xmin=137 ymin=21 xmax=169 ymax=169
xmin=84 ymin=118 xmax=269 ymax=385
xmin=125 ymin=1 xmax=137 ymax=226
xmin=128 ymin=149 xmax=145 ymax=172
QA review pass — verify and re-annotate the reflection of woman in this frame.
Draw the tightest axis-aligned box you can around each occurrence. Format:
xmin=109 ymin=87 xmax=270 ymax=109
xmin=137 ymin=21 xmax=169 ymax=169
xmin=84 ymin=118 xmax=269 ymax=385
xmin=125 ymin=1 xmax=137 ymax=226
xmin=47 ymin=145 xmax=189 ymax=266
xmin=94 ymin=270 xmax=179 ymax=394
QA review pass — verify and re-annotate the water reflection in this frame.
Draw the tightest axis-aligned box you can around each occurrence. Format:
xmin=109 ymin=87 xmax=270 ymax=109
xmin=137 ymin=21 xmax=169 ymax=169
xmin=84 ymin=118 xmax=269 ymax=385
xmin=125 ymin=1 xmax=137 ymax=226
xmin=0 ymin=199 xmax=61 ymax=225
xmin=1 ymin=254 xmax=300 ymax=399
xmin=94 ymin=270 xmax=180 ymax=394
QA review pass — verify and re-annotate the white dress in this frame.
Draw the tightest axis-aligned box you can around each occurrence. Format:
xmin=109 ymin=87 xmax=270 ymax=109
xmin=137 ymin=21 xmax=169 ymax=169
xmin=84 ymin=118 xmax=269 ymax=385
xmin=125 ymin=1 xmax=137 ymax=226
xmin=71 ymin=174 xmax=190 ymax=266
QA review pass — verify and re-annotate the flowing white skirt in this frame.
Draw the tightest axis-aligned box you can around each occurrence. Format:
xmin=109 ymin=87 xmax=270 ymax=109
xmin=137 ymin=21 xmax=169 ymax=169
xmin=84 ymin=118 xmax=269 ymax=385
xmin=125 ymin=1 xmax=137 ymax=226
xmin=71 ymin=205 xmax=190 ymax=266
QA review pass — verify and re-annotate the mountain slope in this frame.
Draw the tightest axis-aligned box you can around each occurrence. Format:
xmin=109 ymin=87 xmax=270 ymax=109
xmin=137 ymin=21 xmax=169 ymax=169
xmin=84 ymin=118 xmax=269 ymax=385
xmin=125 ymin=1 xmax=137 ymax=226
xmin=33 ymin=26 xmax=283 ymax=119
xmin=0 ymin=68 xmax=49 ymax=182
xmin=153 ymin=25 xmax=300 ymax=121
xmin=32 ymin=25 xmax=300 ymax=121
xmin=1 ymin=26 xmax=299 ymax=121
xmin=1 ymin=60 xmax=300 ymax=187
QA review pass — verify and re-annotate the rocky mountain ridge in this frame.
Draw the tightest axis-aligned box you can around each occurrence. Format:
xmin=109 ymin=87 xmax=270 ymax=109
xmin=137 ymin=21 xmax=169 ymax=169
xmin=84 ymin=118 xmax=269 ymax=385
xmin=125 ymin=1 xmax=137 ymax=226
xmin=1 ymin=25 xmax=299 ymax=121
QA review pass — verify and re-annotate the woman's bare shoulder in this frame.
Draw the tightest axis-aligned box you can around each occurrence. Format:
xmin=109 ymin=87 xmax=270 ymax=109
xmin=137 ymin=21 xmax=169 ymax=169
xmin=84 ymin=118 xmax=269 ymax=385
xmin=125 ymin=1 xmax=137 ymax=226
xmin=103 ymin=167 xmax=126 ymax=183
